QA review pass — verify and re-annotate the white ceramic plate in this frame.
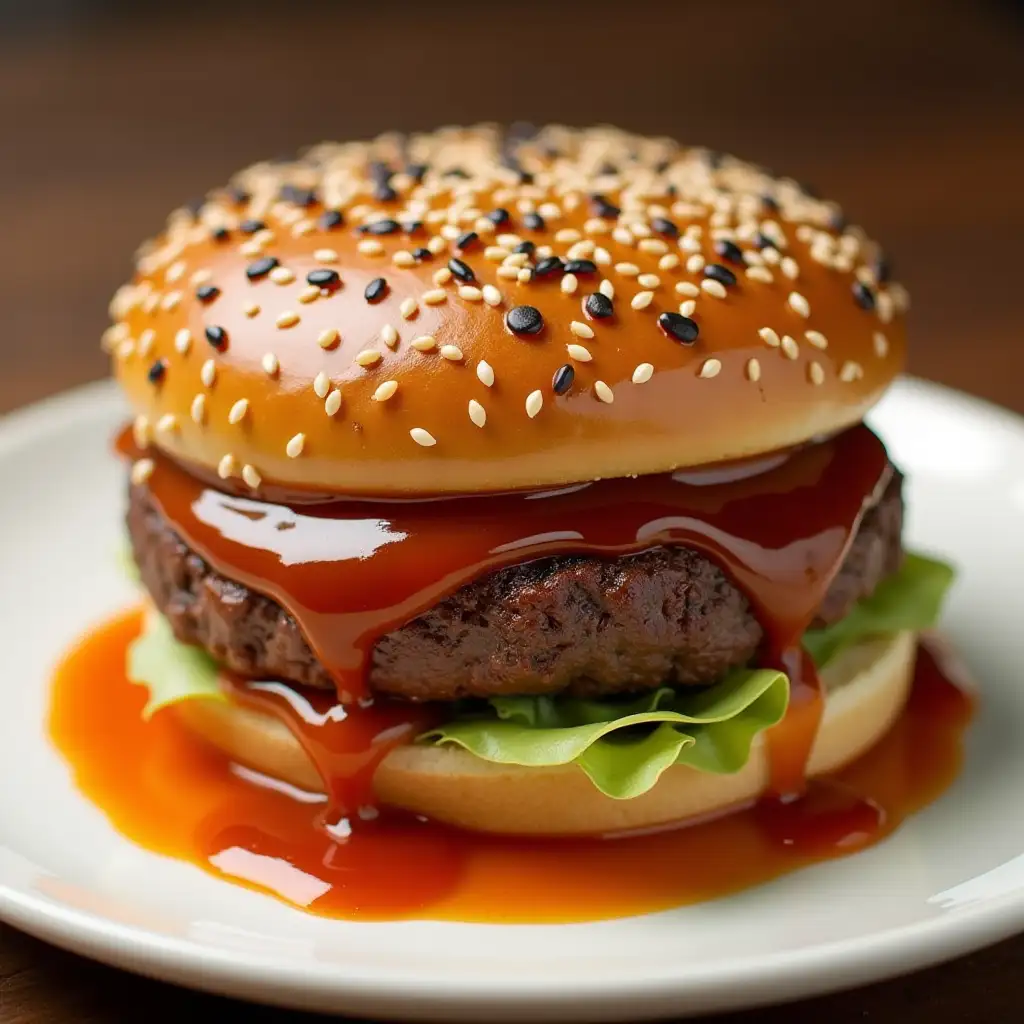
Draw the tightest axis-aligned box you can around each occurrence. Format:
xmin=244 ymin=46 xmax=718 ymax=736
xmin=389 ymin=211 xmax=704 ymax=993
xmin=1 ymin=377 xmax=1023 ymax=1021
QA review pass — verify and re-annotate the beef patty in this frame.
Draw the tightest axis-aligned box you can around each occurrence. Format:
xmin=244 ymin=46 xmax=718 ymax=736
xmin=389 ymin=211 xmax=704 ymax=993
xmin=127 ymin=471 xmax=903 ymax=701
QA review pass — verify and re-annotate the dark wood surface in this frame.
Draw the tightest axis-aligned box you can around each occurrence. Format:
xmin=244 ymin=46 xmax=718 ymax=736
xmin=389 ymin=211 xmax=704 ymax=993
xmin=1 ymin=1 xmax=1022 ymax=1020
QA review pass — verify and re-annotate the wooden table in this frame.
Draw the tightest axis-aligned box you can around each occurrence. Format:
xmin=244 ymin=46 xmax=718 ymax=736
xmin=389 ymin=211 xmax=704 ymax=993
xmin=1 ymin=1 xmax=1022 ymax=1019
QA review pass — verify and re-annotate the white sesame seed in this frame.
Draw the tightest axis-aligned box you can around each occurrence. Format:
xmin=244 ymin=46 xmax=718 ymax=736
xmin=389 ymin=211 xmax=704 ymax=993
xmin=440 ymin=344 xmax=464 ymax=361
xmin=746 ymin=357 xmax=762 ymax=382
xmin=804 ymin=330 xmax=828 ymax=350
xmin=632 ymin=362 xmax=654 ymax=384
xmin=686 ymin=254 xmax=706 ymax=274
xmin=808 ymin=361 xmax=825 ymax=386
xmin=496 ymin=265 xmax=520 ymax=280
xmin=503 ymin=251 xmax=529 ymax=268
xmin=762 ymin=247 xmax=781 ymax=265
xmin=659 ymin=254 xmax=681 ymax=271
xmin=244 ymin=303 xmax=260 ymax=318
xmin=156 ymin=413 xmax=178 ymax=434
xmin=525 ymin=390 xmax=544 ymax=418
xmin=165 ymin=260 xmax=186 ymax=284
xmin=240 ymin=239 xmax=263 ymax=257
xmin=411 ymin=334 xmax=436 ymax=352
xmin=261 ymin=352 xmax=279 ymax=377
xmin=458 ymin=285 xmax=483 ymax=302
xmin=242 ymin=464 xmax=262 ymax=490
xmin=594 ymin=380 xmax=614 ymax=404
xmin=631 ymin=290 xmax=655 ymax=310
xmin=679 ymin=299 xmax=696 ymax=317
xmin=567 ymin=343 xmax=593 ymax=362
xmin=701 ymin=278 xmax=727 ymax=299
xmin=485 ymin=246 xmax=509 ymax=262
xmin=325 ymin=389 xmax=343 ymax=417
xmin=468 ymin=399 xmax=487 ymax=427
xmin=759 ymin=327 xmax=781 ymax=348
xmin=780 ymin=257 xmax=800 ymax=280
xmin=356 ymin=349 xmax=382 ymax=367
xmin=132 ymin=415 xmax=151 ymax=448
xmin=567 ymin=240 xmax=595 ymax=260
xmin=392 ymin=250 xmax=416 ymax=268
xmin=476 ymin=360 xmax=495 ymax=387
xmin=570 ymin=320 xmax=595 ymax=339
xmin=561 ymin=273 xmax=579 ymax=295
xmin=137 ymin=329 xmax=156 ymax=357
xmin=356 ymin=239 xmax=384 ymax=256
xmin=873 ymin=331 xmax=889 ymax=358
xmin=876 ymin=291 xmax=895 ymax=323
xmin=788 ymin=292 xmax=811 ymax=318
xmin=381 ymin=324 xmax=399 ymax=348
xmin=427 ymin=235 xmax=447 ymax=255
xmin=188 ymin=393 xmax=206 ymax=425
xmin=675 ymin=281 xmax=700 ymax=297
xmin=314 ymin=248 xmax=338 ymax=263
xmin=200 ymin=360 xmax=217 ymax=387
xmin=269 ymin=266 xmax=294 ymax=285
xmin=517 ymin=267 xmax=532 ymax=283
xmin=781 ymin=335 xmax=800 ymax=360
xmin=228 ymin=399 xmax=249 ymax=425
xmin=638 ymin=238 xmax=668 ymax=255
xmin=615 ymin=262 xmax=640 ymax=277
xmin=130 ymin=459 xmax=155 ymax=486
xmin=317 ymin=328 xmax=340 ymax=350
xmin=298 ymin=285 xmax=320 ymax=304
xmin=313 ymin=371 xmax=331 ymax=398
xmin=418 ymin=288 xmax=446 ymax=306
xmin=373 ymin=380 xmax=399 ymax=402
xmin=400 ymin=297 xmax=418 ymax=319
xmin=745 ymin=266 xmax=774 ymax=283
xmin=410 ymin=427 xmax=436 ymax=447
xmin=481 ymin=284 xmax=502 ymax=307
xmin=612 ymin=227 xmax=635 ymax=247
xmin=433 ymin=267 xmax=453 ymax=286
xmin=286 ymin=433 xmax=306 ymax=458
xmin=638 ymin=273 xmax=660 ymax=289
xmin=161 ymin=291 xmax=181 ymax=311
xmin=276 ymin=311 xmax=300 ymax=329
xmin=217 ymin=453 xmax=237 ymax=480
xmin=555 ymin=228 xmax=581 ymax=244
xmin=593 ymin=246 xmax=612 ymax=265
xmin=174 ymin=328 xmax=192 ymax=354
xmin=699 ymin=359 xmax=722 ymax=379
xmin=839 ymin=360 xmax=864 ymax=382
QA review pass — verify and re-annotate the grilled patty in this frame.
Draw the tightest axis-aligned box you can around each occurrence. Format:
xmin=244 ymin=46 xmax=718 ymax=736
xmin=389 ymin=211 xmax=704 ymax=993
xmin=127 ymin=470 xmax=902 ymax=701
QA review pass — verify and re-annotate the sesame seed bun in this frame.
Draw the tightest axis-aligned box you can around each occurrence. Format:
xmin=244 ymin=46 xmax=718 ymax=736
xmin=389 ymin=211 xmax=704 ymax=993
xmin=172 ymin=631 xmax=915 ymax=836
xmin=108 ymin=125 xmax=907 ymax=496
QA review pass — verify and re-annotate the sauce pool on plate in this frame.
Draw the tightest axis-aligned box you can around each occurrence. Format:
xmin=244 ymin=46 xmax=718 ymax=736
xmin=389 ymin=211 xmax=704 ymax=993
xmin=48 ymin=608 xmax=973 ymax=924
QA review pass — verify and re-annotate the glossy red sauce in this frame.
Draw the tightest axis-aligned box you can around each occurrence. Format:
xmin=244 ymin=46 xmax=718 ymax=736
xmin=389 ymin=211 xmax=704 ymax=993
xmin=49 ymin=611 xmax=974 ymax=923
xmin=118 ymin=423 xmax=891 ymax=807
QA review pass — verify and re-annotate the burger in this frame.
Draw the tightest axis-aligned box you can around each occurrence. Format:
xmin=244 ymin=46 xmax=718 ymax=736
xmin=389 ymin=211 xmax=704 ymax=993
xmin=106 ymin=124 xmax=953 ymax=838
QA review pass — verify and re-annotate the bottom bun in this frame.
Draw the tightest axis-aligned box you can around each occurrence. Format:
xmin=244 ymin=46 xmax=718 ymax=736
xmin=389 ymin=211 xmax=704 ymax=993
xmin=173 ymin=631 xmax=916 ymax=836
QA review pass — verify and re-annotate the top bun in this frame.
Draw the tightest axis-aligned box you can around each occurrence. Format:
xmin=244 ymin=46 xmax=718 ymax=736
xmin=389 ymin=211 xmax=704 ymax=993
xmin=107 ymin=125 xmax=907 ymax=496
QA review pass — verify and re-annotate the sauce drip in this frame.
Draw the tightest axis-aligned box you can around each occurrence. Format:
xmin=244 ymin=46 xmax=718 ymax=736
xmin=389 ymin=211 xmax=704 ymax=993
xmin=118 ymin=424 xmax=891 ymax=800
xmin=49 ymin=610 xmax=975 ymax=923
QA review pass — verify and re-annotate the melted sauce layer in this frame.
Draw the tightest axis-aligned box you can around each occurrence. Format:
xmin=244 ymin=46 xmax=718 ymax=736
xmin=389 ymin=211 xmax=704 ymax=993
xmin=121 ymin=423 xmax=890 ymax=801
xmin=50 ymin=609 xmax=974 ymax=923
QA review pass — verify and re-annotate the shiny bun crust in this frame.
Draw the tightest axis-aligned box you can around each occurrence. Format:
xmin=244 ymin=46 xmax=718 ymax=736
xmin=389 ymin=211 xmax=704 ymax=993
xmin=108 ymin=125 xmax=908 ymax=496
xmin=173 ymin=631 xmax=915 ymax=837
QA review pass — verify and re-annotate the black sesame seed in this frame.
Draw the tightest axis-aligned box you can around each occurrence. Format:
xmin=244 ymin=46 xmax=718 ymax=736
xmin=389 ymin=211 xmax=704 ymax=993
xmin=590 ymin=194 xmax=621 ymax=219
xmin=279 ymin=184 xmax=316 ymax=207
xmin=364 ymin=277 xmax=388 ymax=303
xmin=412 ymin=247 xmax=432 ymax=261
xmin=654 ymin=159 xmax=671 ymax=174
xmin=374 ymin=183 xmax=398 ymax=202
xmin=704 ymin=263 xmax=738 ymax=287
xmin=754 ymin=232 xmax=776 ymax=251
xmin=307 ymin=268 xmax=341 ymax=291
xmin=486 ymin=208 xmax=510 ymax=226
xmin=584 ymin=292 xmax=614 ymax=319
xmin=552 ymin=363 xmax=575 ymax=395
xmin=506 ymin=305 xmax=544 ymax=335
xmin=523 ymin=212 xmax=546 ymax=231
xmin=196 ymin=284 xmax=220 ymax=303
xmin=714 ymin=239 xmax=744 ymax=264
xmin=514 ymin=240 xmax=536 ymax=255
xmin=246 ymin=256 xmax=279 ymax=280
xmin=205 ymin=325 xmax=228 ymax=351
xmin=211 ymin=226 xmax=231 ymax=243
xmin=456 ymin=231 xmax=479 ymax=250
xmin=874 ymin=256 xmax=892 ymax=284
xmin=651 ymin=217 xmax=679 ymax=238
xmin=318 ymin=209 xmax=344 ymax=230
xmin=761 ymin=194 xmax=780 ymax=213
xmin=703 ymin=150 xmax=724 ymax=170
xmin=369 ymin=160 xmax=392 ymax=182
xmin=402 ymin=220 xmax=424 ymax=234
xmin=599 ymin=161 xmax=619 ymax=176
xmin=852 ymin=281 xmax=876 ymax=311
xmin=360 ymin=219 xmax=401 ymax=235
xmin=533 ymin=256 xmax=564 ymax=277
xmin=564 ymin=259 xmax=597 ymax=275
xmin=828 ymin=208 xmax=847 ymax=232
xmin=147 ymin=359 xmax=167 ymax=384
xmin=658 ymin=312 xmax=700 ymax=345
xmin=448 ymin=257 xmax=475 ymax=283
xmin=240 ymin=219 xmax=265 ymax=235
xmin=405 ymin=162 xmax=428 ymax=182
xmin=226 ymin=186 xmax=250 ymax=205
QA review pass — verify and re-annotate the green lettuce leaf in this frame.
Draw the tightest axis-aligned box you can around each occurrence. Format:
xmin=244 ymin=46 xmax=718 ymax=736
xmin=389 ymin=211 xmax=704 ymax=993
xmin=127 ymin=609 xmax=225 ymax=720
xmin=804 ymin=552 xmax=954 ymax=667
xmin=423 ymin=669 xmax=789 ymax=799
